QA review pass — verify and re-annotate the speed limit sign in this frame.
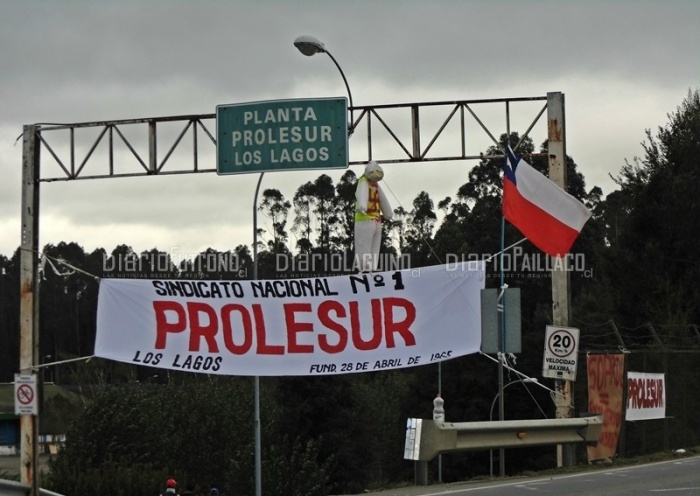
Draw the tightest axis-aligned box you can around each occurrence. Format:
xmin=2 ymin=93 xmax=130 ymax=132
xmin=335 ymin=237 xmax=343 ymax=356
xmin=542 ymin=326 xmax=580 ymax=381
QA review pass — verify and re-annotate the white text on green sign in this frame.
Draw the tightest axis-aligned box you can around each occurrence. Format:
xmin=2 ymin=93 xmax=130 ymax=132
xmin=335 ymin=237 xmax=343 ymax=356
xmin=216 ymin=97 xmax=349 ymax=175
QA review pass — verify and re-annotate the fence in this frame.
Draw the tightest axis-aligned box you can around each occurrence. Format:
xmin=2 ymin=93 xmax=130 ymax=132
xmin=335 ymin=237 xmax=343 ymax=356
xmin=573 ymin=320 xmax=700 ymax=458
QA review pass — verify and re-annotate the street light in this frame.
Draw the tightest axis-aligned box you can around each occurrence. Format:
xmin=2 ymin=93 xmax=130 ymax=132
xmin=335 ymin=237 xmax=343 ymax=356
xmin=252 ymin=173 xmax=265 ymax=496
xmin=293 ymin=35 xmax=355 ymax=135
xmin=489 ymin=377 xmax=538 ymax=477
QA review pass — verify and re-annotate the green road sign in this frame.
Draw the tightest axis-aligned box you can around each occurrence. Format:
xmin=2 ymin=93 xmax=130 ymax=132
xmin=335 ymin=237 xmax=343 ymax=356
xmin=216 ymin=97 xmax=349 ymax=175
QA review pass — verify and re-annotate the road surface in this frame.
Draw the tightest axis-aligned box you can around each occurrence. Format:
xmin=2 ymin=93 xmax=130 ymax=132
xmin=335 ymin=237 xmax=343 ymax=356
xmin=334 ymin=454 xmax=700 ymax=496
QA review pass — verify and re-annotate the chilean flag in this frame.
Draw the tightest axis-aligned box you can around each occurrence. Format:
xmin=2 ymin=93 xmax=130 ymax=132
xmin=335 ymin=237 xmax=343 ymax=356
xmin=503 ymin=146 xmax=591 ymax=257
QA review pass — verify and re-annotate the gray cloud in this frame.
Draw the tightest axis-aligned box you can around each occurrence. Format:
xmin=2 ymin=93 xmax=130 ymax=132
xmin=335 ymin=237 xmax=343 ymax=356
xmin=1 ymin=0 xmax=698 ymax=258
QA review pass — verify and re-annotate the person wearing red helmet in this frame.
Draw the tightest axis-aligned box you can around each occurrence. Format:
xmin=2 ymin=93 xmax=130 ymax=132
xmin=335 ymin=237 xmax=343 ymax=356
xmin=160 ymin=478 xmax=178 ymax=496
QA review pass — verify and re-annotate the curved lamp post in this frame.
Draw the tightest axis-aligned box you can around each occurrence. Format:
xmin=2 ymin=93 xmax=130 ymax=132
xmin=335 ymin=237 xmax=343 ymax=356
xmin=252 ymin=172 xmax=265 ymax=496
xmin=489 ymin=378 xmax=538 ymax=477
xmin=294 ymin=35 xmax=355 ymax=135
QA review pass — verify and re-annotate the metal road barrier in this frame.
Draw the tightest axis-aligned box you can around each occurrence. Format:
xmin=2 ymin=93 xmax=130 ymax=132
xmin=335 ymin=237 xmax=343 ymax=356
xmin=0 ymin=479 xmax=64 ymax=496
xmin=404 ymin=413 xmax=603 ymax=484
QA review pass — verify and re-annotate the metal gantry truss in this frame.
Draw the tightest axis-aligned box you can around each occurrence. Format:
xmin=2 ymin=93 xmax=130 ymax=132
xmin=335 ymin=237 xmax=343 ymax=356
xmin=30 ymin=95 xmax=548 ymax=182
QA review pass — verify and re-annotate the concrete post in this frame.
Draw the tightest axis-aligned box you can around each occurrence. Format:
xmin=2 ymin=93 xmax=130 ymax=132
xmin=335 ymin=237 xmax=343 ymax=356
xmin=547 ymin=92 xmax=575 ymax=467
xmin=20 ymin=125 xmax=40 ymax=496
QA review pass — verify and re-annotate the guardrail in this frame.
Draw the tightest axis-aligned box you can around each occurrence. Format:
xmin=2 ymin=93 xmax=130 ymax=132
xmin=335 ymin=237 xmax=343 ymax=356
xmin=404 ymin=413 xmax=603 ymax=484
xmin=0 ymin=479 xmax=64 ymax=496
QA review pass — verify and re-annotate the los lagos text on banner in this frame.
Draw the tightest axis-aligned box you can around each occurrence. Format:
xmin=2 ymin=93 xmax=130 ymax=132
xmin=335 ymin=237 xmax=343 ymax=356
xmin=95 ymin=263 xmax=485 ymax=376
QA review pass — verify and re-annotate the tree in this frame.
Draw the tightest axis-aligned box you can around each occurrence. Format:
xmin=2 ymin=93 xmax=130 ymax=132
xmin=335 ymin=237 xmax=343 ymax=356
xmin=332 ymin=170 xmax=358 ymax=252
xmin=289 ymin=174 xmax=343 ymax=254
xmin=0 ymin=250 xmax=20 ymax=381
xmin=258 ymin=188 xmax=292 ymax=254
xmin=140 ymin=248 xmax=179 ymax=278
xmin=608 ymin=89 xmax=700 ymax=324
xmin=291 ymin=181 xmax=315 ymax=254
xmin=47 ymin=376 xmax=333 ymax=496
xmin=400 ymin=191 xmax=438 ymax=267
xmin=103 ymin=244 xmax=139 ymax=278
xmin=386 ymin=205 xmax=409 ymax=256
xmin=255 ymin=188 xmax=293 ymax=278
xmin=433 ymin=133 xmax=536 ymax=262
xmin=39 ymin=242 xmax=95 ymax=360
xmin=309 ymin=174 xmax=339 ymax=252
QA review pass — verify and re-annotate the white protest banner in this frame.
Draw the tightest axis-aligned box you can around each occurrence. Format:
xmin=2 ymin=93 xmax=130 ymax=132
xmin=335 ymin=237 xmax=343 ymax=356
xmin=95 ymin=262 xmax=485 ymax=376
xmin=626 ymin=372 xmax=666 ymax=421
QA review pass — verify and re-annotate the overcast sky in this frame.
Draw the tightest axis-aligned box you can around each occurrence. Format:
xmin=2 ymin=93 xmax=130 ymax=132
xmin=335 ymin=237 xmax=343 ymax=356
xmin=1 ymin=0 xmax=697 ymax=261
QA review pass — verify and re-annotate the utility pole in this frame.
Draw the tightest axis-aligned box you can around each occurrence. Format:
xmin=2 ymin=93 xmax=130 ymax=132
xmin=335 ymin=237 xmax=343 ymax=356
xmin=20 ymin=124 xmax=41 ymax=496
xmin=547 ymin=92 xmax=575 ymax=467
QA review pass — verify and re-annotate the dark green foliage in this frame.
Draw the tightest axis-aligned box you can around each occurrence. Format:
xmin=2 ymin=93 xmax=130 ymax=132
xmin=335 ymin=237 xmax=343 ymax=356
xmin=397 ymin=191 xmax=439 ymax=267
xmin=0 ymin=250 xmax=20 ymax=377
xmin=263 ymin=436 xmax=332 ymax=496
xmin=258 ymin=188 xmax=292 ymax=254
xmin=45 ymin=372 xmax=421 ymax=495
xmin=334 ymin=170 xmax=359 ymax=251
xmin=608 ymin=89 xmax=700 ymax=325
xmin=48 ymin=460 xmax=167 ymax=496
xmin=47 ymin=376 xmax=334 ymax=496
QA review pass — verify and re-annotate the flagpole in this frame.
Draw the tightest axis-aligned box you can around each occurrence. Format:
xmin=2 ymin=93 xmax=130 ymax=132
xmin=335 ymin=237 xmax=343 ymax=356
xmin=497 ymin=195 xmax=507 ymax=477
xmin=499 ymin=216 xmax=506 ymax=350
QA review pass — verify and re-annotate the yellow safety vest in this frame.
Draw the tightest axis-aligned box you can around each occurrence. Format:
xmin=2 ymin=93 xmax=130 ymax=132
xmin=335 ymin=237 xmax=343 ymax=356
xmin=355 ymin=176 xmax=382 ymax=222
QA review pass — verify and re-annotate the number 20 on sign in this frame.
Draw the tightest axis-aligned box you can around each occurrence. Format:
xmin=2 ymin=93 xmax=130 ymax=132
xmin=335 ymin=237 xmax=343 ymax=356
xmin=542 ymin=325 xmax=580 ymax=381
